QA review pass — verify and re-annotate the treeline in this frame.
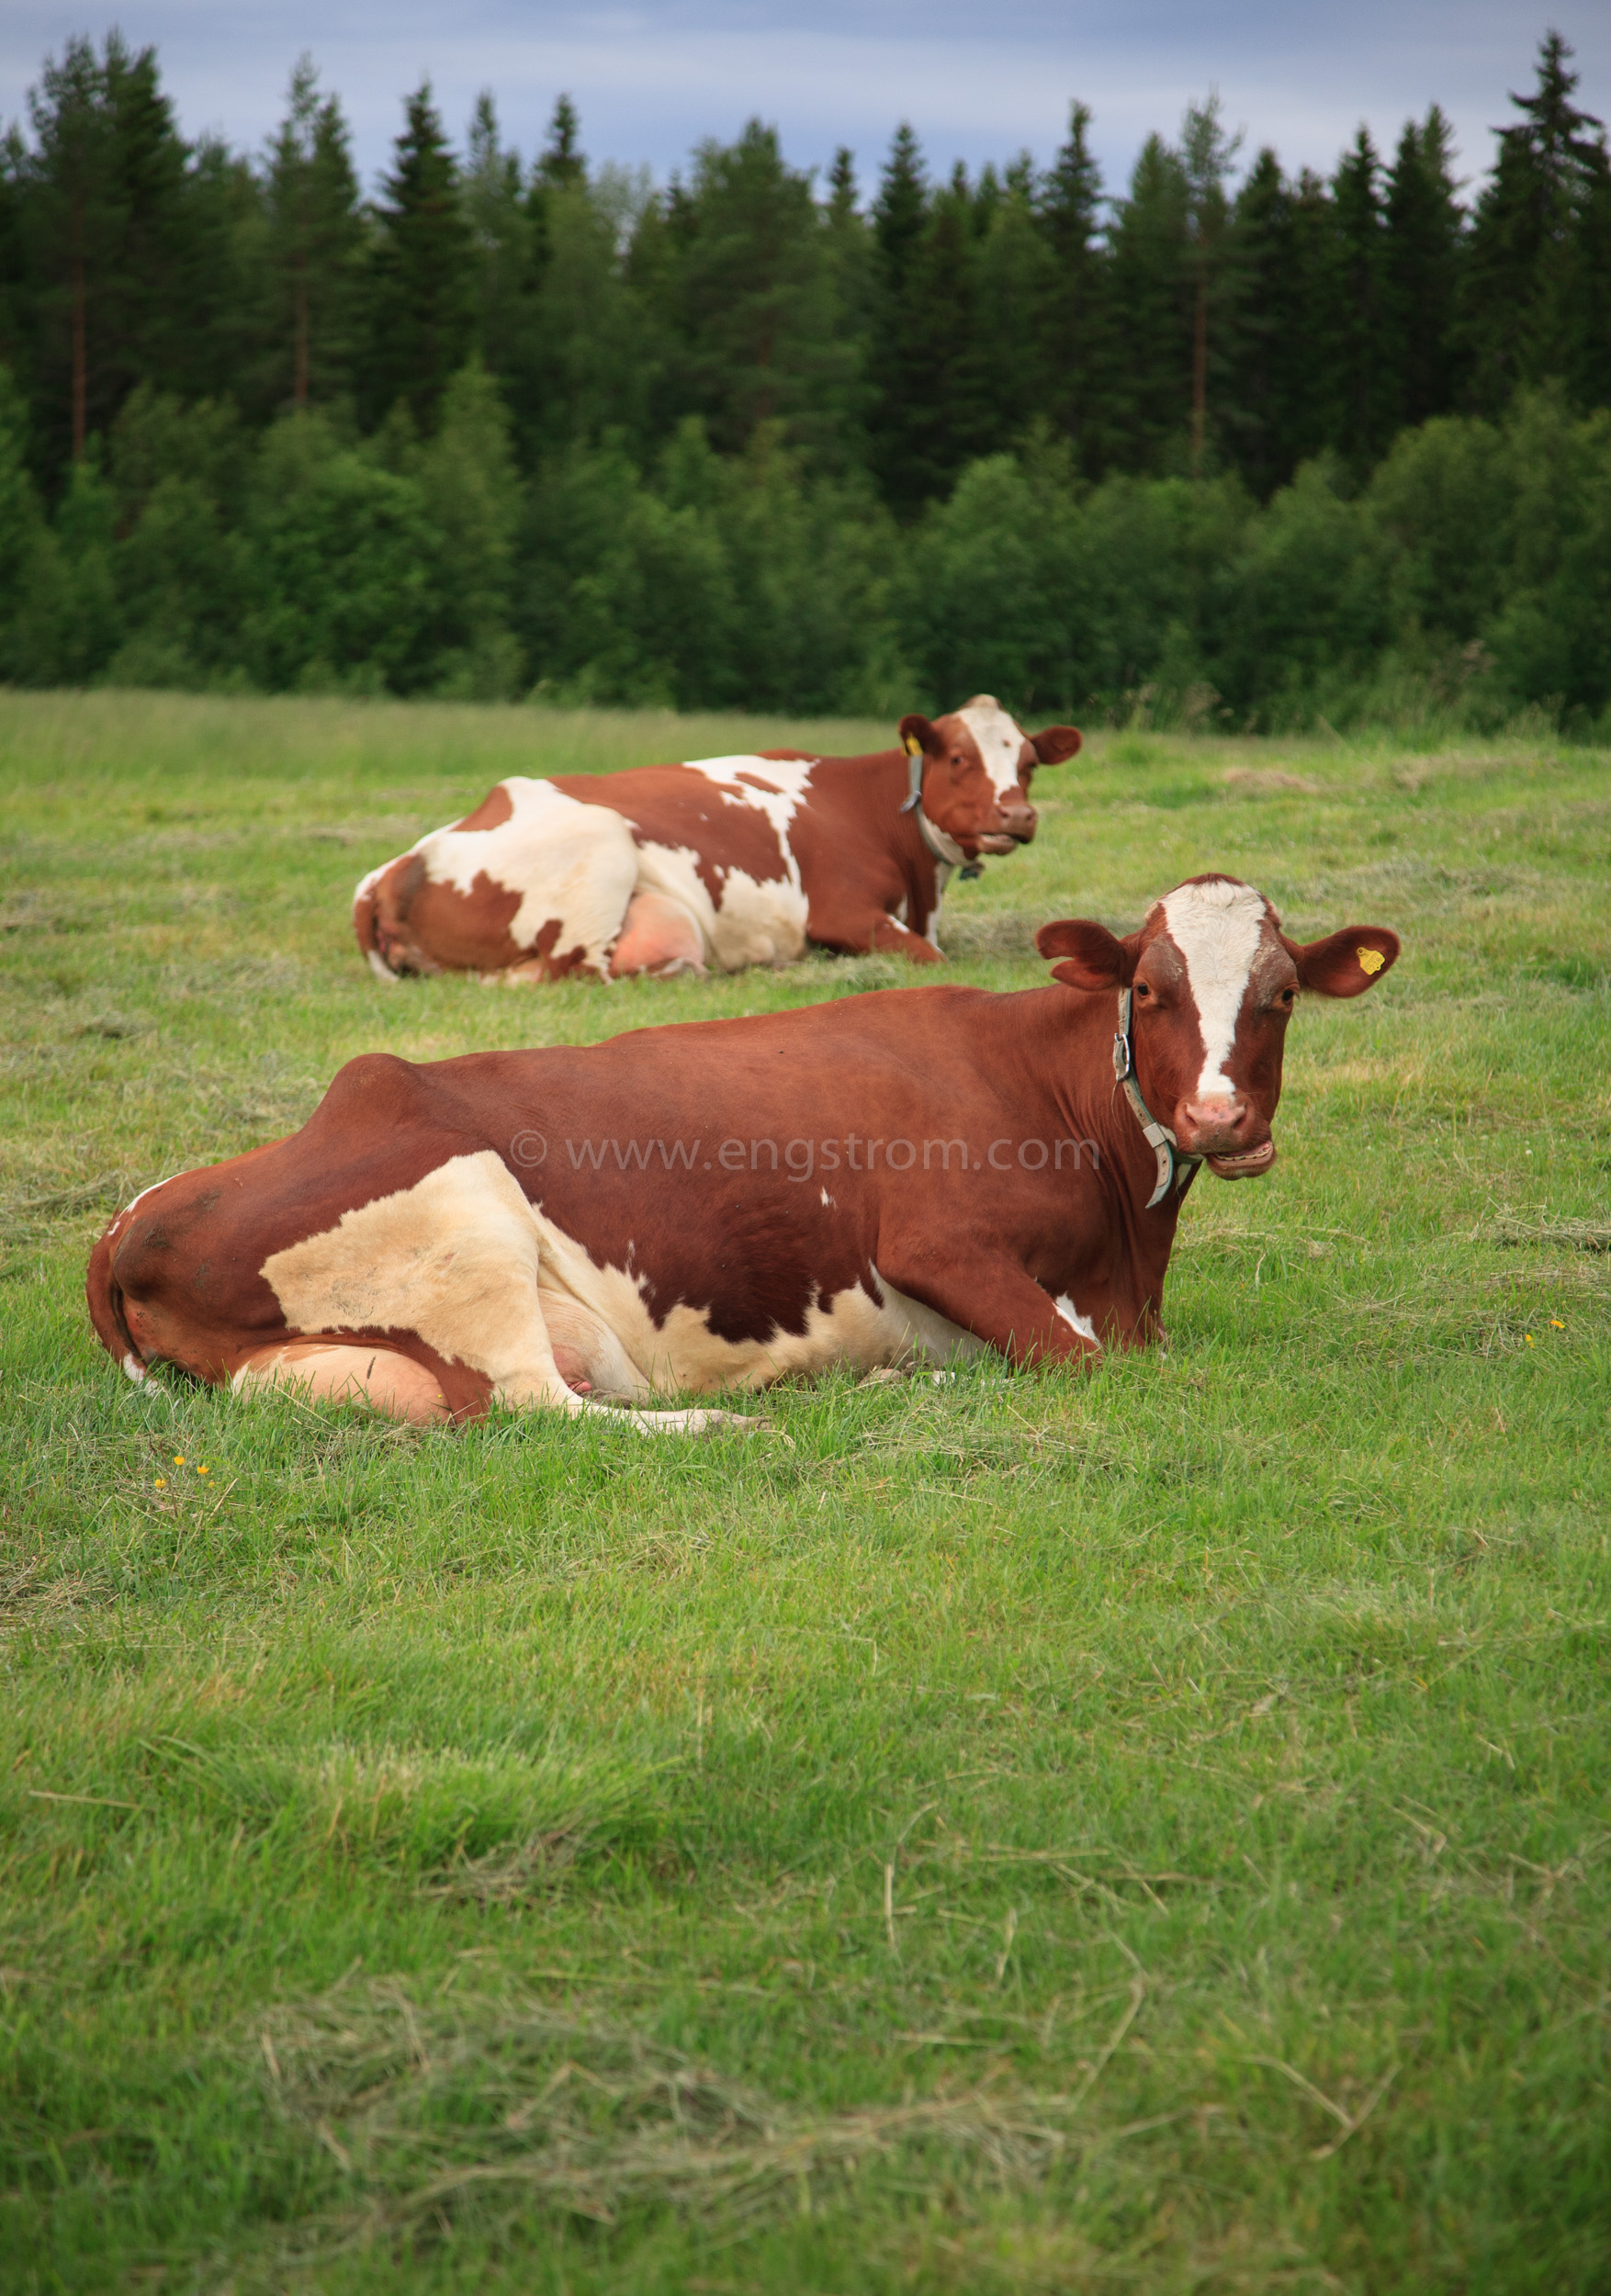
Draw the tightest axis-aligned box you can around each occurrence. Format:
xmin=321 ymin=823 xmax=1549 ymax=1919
xmin=0 ymin=30 xmax=1608 ymax=726
xmin=5 ymin=31 xmax=1611 ymax=497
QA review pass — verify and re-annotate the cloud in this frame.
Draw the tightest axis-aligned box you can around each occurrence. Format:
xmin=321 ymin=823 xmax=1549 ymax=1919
xmin=1 ymin=1 xmax=1605 ymax=199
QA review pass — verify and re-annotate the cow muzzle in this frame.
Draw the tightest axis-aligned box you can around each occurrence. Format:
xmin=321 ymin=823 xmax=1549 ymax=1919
xmin=978 ymin=802 xmax=1036 ymax=852
xmin=1175 ymin=1097 xmax=1276 ymax=1178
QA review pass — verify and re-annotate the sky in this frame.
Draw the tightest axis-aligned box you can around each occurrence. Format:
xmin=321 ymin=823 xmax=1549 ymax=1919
xmin=2 ymin=2 xmax=1607 ymax=205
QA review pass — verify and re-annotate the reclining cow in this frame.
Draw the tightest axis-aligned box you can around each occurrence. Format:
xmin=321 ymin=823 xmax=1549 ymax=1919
xmin=88 ymin=875 xmax=1399 ymax=1429
xmin=352 ymin=696 xmax=1081 ymax=983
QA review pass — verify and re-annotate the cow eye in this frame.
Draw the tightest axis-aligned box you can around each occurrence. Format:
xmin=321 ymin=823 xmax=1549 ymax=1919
xmin=1133 ymin=982 xmax=1152 ymax=1001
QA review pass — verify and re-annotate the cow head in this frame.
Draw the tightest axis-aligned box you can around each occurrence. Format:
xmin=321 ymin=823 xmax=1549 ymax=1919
xmin=1037 ymin=875 xmax=1400 ymax=1180
xmin=898 ymin=694 xmax=1081 ymax=859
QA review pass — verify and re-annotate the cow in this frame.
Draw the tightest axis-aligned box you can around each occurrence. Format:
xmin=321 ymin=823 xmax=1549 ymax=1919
xmin=87 ymin=874 xmax=1399 ymax=1433
xmin=352 ymin=696 xmax=1082 ymax=984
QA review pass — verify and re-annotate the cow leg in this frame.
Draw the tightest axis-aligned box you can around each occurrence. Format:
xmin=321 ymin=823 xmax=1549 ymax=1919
xmin=232 ymin=1342 xmax=452 ymax=1424
xmin=255 ymin=1149 xmax=751 ymax=1435
xmin=873 ymin=1252 xmax=1104 ymax=1369
xmin=870 ymin=914 xmax=943 ymax=963
xmin=610 ymin=890 xmax=707 ymax=978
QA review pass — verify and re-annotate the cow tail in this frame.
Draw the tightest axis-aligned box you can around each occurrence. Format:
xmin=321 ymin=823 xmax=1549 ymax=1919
xmin=353 ymin=868 xmax=398 ymax=978
xmin=85 ymin=1219 xmax=142 ymax=1379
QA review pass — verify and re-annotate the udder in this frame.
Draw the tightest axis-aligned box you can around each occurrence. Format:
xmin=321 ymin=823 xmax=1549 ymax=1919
xmin=610 ymin=891 xmax=706 ymax=978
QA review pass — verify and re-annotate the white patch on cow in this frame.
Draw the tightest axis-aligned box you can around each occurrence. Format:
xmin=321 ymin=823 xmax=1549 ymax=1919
xmin=820 ymin=1187 xmax=835 ymax=1208
xmin=1054 ymin=1295 xmax=1101 ymax=1349
xmin=366 ymin=948 xmax=400 ymax=985
xmin=257 ymin=1151 xmax=749 ymax=1435
xmin=623 ymin=757 xmax=817 ymax=974
xmin=1161 ymin=879 xmax=1269 ymax=1097
xmin=629 ymin=836 xmax=810 ymax=972
xmin=682 ymin=752 xmax=815 ymax=839
xmin=122 ymin=1351 xmax=147 ymax=1383
xmin=956 ymin=696 xmax=1032 ymax=805
xmin=396 ymin=778 xmax=640 ymax=976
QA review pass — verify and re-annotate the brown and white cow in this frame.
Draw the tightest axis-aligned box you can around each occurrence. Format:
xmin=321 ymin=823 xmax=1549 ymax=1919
xmin=87 ymin=876 xmax=1398 ymax=1430
xmin=352 ymin=697 xmax=1082 ymax=983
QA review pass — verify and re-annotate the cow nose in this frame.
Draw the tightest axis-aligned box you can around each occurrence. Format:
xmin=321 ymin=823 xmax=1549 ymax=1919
xmin=998 ymin=801 xmax=1036 ymax=841
xmin=1179 ymin=1097 xmax=1252 ymax=1152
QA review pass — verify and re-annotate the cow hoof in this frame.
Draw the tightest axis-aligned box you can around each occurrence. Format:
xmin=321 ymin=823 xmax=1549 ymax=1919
xmin=858 ymin=1365 xmax=910 ymax=1389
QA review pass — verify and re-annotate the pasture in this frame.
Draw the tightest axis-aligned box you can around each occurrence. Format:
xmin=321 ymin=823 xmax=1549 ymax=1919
xmin=1 ymin=690 xmax=1608 ymax=2293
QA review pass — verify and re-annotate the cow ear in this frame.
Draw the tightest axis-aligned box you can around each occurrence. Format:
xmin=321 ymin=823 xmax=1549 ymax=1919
xmin=1035 ymin=918 xmax=1134 ymax=990
xmin=1290 ymin=925 xmax=1401 ymax=997
xmin=898 ymin=714 xmax=937 ymax=755
xmin=1028 ymin=724 xmax=1082 ymax=765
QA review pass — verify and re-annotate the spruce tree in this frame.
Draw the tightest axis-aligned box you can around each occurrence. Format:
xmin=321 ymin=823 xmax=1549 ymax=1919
xmin=655 ymin=120 xmax=853 ymax=461
xmin=463 ymin=92 xmax=532 ymax=389
xmin=1036 ymin=101 xmax=1113 ymax=475
xmin=822 ymin=147 xmax=878 ymax=465
xmin=1382 ymin=108 xmax=1465 ymax=430
xmin=535 ymin=96 xmax=585 ymax=193
xmin=974 ymin=161 xmax=1057 ymax=451
xmin=1106 ymin=133 xmax=1191 ymax=473
xmin=1327 ymin=128 xmax=1390 ymax=467
xmin=1179 ymin=93 xmax=1243 ymax=474
xmin=866 ymin=123 xmax=933 ymax=509
xmin=364 ymin=81 xmax=474 ymax=430
xmin=1223 ymin=148 xmax=1303 ymax=495
xmin=260 ymin=58 xmax=362 ymax=414
xmin=1461 ymin=32 xmax=1606 ymax=408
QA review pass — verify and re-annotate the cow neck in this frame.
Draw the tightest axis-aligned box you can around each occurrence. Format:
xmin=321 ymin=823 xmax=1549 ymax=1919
xmin=899 ymin=741 xmax=972 ymax=872
xmin=1113 ymin=987 xmax=1201 ymax=1210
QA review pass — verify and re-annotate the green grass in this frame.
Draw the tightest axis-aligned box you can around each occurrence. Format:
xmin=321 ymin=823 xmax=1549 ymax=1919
xmin=2 ymin=689 xmax=1609 ymax=2293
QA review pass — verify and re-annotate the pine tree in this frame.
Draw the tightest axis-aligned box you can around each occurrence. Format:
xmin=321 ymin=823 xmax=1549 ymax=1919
xmin=1036 ymin=101 xmax=1113 ymax=475
xmin=364 ymin=81 xmax=474 ymax=430
xmin=1461 ymin=31 xmax=1606 ymax=408
xmin=22 ymin=34 xmax=196 ymax=465
xmin=260 ymin=58 xmax=362 ymax=413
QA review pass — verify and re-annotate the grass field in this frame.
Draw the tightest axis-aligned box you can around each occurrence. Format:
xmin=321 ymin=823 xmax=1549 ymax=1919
xmin=1 ymin=690 xmax=1608 ymax=2294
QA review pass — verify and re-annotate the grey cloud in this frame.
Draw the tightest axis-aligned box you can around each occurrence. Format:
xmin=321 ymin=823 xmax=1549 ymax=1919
xmin=1 ymin=1 xmax=1605 ymax=197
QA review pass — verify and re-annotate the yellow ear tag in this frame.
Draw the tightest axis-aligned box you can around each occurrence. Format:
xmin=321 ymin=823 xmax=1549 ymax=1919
xmin=1356 ymin=946 xmax=1385 ymax=975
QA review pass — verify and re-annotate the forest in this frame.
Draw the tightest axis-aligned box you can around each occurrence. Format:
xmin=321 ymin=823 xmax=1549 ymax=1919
xmin=0 ymin=28 xmax=1608 ymax=728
